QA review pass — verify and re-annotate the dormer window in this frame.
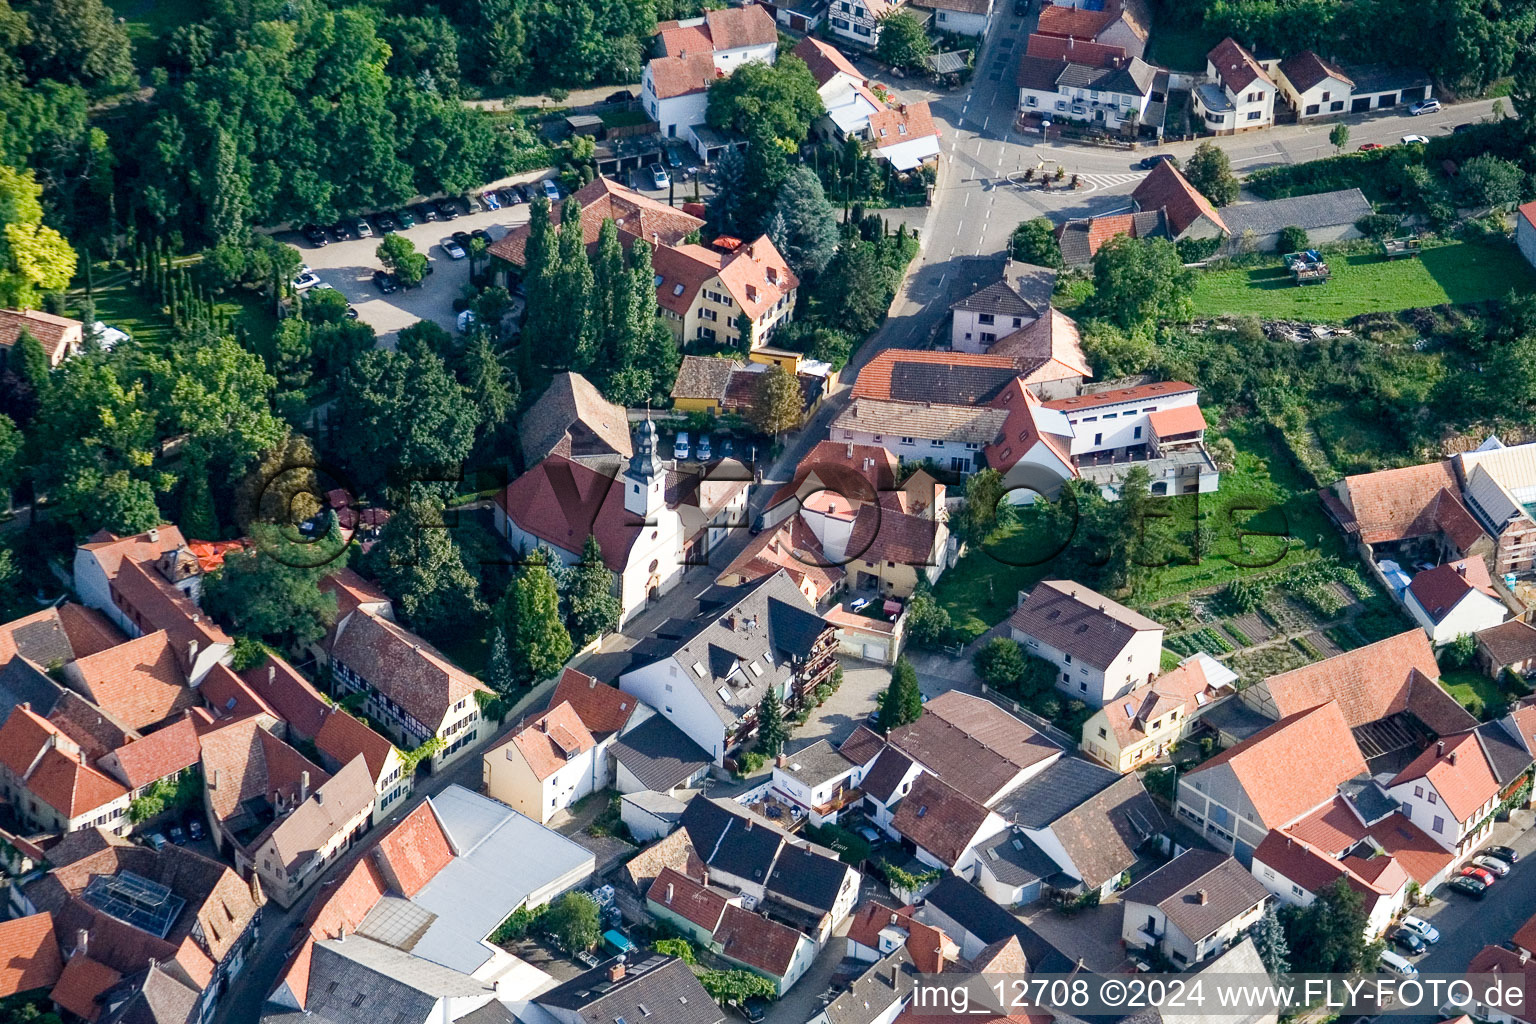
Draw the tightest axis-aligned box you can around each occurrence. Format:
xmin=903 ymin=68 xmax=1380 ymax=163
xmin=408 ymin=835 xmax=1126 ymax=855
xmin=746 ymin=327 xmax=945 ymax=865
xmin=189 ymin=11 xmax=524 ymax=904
xmin=673 ymin=283 xmax=685 ymax=296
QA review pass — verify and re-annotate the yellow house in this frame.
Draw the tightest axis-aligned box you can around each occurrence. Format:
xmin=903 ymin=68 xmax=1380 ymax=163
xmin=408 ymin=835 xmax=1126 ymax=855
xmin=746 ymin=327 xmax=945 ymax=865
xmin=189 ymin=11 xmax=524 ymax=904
xmin=654 ymin=234 xmax=799 ymax=350
xmin=750 ymin=346 xmax=839 ymax=390
xmin=840 ymin=478 xmax=950 ymax=598
xmin=670 ymin=355 xmax=741 ymax=415
xmin=1079 ymin=654 xmax=1237 ymax=772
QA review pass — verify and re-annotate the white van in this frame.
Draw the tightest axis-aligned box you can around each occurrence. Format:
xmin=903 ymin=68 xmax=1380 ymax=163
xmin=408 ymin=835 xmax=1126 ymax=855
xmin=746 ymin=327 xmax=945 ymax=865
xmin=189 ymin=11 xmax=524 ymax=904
xmin=1380 ymin=951 xmax=1418 ymax=976
xmin=673 ymin=431 xmax=691 ymax=460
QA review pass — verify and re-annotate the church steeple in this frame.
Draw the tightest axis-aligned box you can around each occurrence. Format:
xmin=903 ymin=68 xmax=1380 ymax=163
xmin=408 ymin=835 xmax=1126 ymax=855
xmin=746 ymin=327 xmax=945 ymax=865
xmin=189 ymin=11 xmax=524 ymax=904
xmin=624 ymin=417 xmax=665 ymax=516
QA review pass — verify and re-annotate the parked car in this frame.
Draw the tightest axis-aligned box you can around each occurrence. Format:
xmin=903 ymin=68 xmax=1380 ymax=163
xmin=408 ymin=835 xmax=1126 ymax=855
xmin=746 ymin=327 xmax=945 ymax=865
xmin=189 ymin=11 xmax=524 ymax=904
xmin=1379 ymin=950 xmax=1418 ymax=976
xmin=697 ymin=434 xmax=712 ymax=461
xmin=719 ymin=436 xmax=734 ymax=458
xmin=673 ymin=431 xmax=691 ymax=460
xmin=395 ymin=208 xmax=417 ymax=228
xmin=1473 ymin=854 xmax=1512 ymax=877
xmin=462 ymin=194 xmax=484 ymax=214
xmin=1484 ymin=845 xmax=1520 ymax=864
xmin=1448 ymin=875 xmax=1488 ymax=899
xmin=1401 ymin=134 xmax=1429 ymax=145
xmin=498 ymin=187 xmax=523 ymax=206
xmin=441 ymin=236 xmax=466 ymax=259
xmin=1138 ymin=153 xmax=1176 ymax=170
xmin=372 ymin=211 xmax=398 ymax=234
xmin=414 ymin=203 xmax=439 ymax=223
xmin=372 ymin=270 xmax=399 ymax=293
xmin=666 ymin=147 xmax=684 ymax=170
xmin=1410 ymin=98 xmax=1442 ymax=115
xmin=147 ymin=833 xmax=168 ymax=851
xmin=1461 ymin=865 xmax=1498 ymax=886
xmin=435 ymin=198 xmax=460 ymax=220
xmin=1399 ymin=915 xmax=1440 ymax=944
xmin=186 ymin=818 xmax=204 ymax=842
xmin=649 ymin=164 xmax=670 ymax=190
xmin=515 ymin=183 xmax=538 ymax=203
xmin=481 ymin=191 xmax=501 ymax=211
xmin=301 ymin=224 xmax=328 ymax=247
xmin=350 ymin=217 xmax=373 ymax=238
xmin=1358 ymin=142 xmax=1385 ymax=151
xmin=324 ymin=222 xmax=348 ymax=241
xmin=542 ymin=179 xmax=562 ymax=201
xmin=470 ymin=228 xmax=492 ymax=246
xmin=169 ymin=825 xmax=187 ymax=845
xmin=1390 ymin=928 xmax=1426 ymax=955
xmin=736 ymin=999 xmax=767 ymax=1024
xmin=292 ymin=269 xmax=322 ymax=291
xmin=1014 ymin=0 xmax=1030 ymax=14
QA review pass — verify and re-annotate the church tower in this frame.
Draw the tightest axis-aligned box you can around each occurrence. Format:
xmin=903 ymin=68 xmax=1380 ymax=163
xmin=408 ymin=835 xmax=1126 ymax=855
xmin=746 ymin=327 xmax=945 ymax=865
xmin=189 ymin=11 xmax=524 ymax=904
xmin=624 ymin=417 xmax=666 ymax=518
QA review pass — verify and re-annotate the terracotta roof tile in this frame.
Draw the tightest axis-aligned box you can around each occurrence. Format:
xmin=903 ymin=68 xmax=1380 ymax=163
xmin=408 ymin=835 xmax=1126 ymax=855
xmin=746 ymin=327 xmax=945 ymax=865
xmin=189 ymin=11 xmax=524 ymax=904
xmin=704 ymin=5 xmax=777 ymax=50
xmin=1025 ymin=32 xmax=1126 ymax=65
xmin=1043 ymin=379 xmax=1198 ymax=412
xmin=869 ymin=102 xmax=940 ymax=146
xmin=1408 ymin=558 xmax=1500 ymax=622
xmin=1337 ymin=461 xmax=1464 ymax=545
xmin=890 ymin=773 xmax=993 ymax=867
xmin=1100 ymin=657 xmax=1232 ymax=747
xmin=549 ymin=668 xmax=637 ymax=737
xmin=0 ymin=913 xmax=63 ymax=998
xmin=1008 ymin=579 xmax=1163 ymax=671
xmin=28 ymin=748 xmax=128 ymax=819
xmin=199 ymin=718 xmax=329 ymax=828
xmin=488 ymin=177 xmax=704 ymax=267
xmin=845 ymin=901 xmax=954 ymax=973
xmin=852 ymin=349 xmax=1023 ymax=405
xmin=68 ymin=631 xmax=197 ymax=732
xmin=1035 ymin=6 xmax=1115 ymax=39
xmin=845 ymin=503 xmax=940 ymax=567
xmin=838 ymin=725 xmax=886 ymax=768
xmin=0 ymin=705 xmax=56 ymax=776
xmin=253 ymin=756 xmax=376 ymax=875
xmin=55 ymin=604 xmax=126 ymax=659
xmin=509 ymin=702 xmax=598 ymax=781
xmin=1284 ymin=796 xmax=1450 ymax=887
xmin=494 ymin=455 xmax=642 ymax=571
xmin=50 ymin=954 xmax=121 ymax=1021
xmin=46 ymin=690 xmax=134 ymax=763
xmin=647 ymin=866 xmax=730 ymax=932
xmin=1187 ymin=701 xmax=1367 ymax=829
xmin=314 ymin=707 xmax=395 ymax=781
xmin=198 ymin=662 xmax=281 ymax=726
xmin=242 ymin=655 xmax=330 ymax=739
xmin=985 ymin=377 xmax=1075 ymax=474
xmin=712 ymin=235 xmax=798 ymax=319
xmin=968 ymin=935 xmax=1028 ymax=975
xmin=1390 ymin=731 xmax=1500 ymax=822
xmin=107 ymin=559 xmax=229 ymax=676
xmin=792 ymin=36 xmax=863 ymax=85
xmin=1131 ymin=161 xmax=1228 ymax=236
xmin=1478 ymin=620 xmax=1536 ymax=670
xmin=521 ymin=372 xmax=634 ymax=468
xmin=718 ymin=514 xmax=844 ymax=600
xmin=713 ymin=903 xmax=806 ymax=977
xmin=1278 ymin=50 xmax=1352 ymax=93
xmin=622 ymin=826 xmax=703 ymax=894
xmin=657 ymin=22 xmax=713 ymax=57
xmin=1208 ymin=37 xmax=1272 ymax=94
xmin=106 ymin=716 xmax=201 ymax=790
xmin=331 ymin=610 xmax=489 ymax=734
xmin=0 ymin=308 xmax=82 ymax=363
xmin=1147 ymin=404 xmax=1207 ymax=437
xmin=373 ymin=800 xmax=453 ymax=898
xmin=1513 ymin=911 xmax=1536 ymax=956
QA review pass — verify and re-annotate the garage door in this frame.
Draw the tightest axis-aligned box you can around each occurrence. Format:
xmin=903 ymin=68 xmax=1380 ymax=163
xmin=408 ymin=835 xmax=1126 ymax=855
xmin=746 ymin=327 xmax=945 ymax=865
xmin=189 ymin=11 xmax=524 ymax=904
xmin=862 ymin=642 xmax=888 ymax=662
xmin=1352 ymin=97 xmax=1371 ymax=113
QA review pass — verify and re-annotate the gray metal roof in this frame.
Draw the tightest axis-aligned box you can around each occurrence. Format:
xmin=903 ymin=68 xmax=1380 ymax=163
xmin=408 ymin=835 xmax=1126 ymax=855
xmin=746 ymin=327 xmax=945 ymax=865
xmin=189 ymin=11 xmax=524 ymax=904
xmin=1220 ymin=188 xmax=1373 ymax=237
xmin=408 ymin=786 xmax=595 ymax=974
xmin=1338 ymin=774 xmax=1398 ymax=824
xmin=993 ymin=755 xmax=1120 ymax=828
xmin=621 ymin=789 xmax=688 ymax=819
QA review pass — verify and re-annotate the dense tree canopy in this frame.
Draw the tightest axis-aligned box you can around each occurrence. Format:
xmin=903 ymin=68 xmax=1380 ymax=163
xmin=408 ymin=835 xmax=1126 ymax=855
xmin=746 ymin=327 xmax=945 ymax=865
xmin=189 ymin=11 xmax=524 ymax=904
xmin=706 ymin=56 xmax=825 ymax=149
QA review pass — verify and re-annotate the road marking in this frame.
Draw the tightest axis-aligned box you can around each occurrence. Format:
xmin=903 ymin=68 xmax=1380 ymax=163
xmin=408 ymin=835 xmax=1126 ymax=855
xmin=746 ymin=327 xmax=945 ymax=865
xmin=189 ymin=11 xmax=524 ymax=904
xmin=956 ymin=220 xmax=964 ymax=234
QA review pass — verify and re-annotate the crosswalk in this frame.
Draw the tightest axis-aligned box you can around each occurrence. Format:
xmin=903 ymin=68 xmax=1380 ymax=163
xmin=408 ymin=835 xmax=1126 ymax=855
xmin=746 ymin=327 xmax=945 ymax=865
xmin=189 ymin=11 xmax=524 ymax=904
xmin=1003 ymin=169 xmax=1147 ymax=197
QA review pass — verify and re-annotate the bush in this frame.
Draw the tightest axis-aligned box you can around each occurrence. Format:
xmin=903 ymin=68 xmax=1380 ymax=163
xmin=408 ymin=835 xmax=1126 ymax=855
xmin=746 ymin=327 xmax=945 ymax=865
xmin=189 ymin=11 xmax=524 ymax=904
xmin=1176 ymin=236 xmax=1222 ymax=263
xmin=545 ymin=891 xmax=600 ymax=952
xmin=1277 ymin=226 xmax=1310 ymax=254
xmin=1356 ymin=212 xmax=1403 ymax=238
xmin=1441 ymin=632 xmax=1477 ymax=670
xmin=653 ymin=938 xmax=697 ymax=964
xmin=736 ymin=750 xmax=767 ymax=776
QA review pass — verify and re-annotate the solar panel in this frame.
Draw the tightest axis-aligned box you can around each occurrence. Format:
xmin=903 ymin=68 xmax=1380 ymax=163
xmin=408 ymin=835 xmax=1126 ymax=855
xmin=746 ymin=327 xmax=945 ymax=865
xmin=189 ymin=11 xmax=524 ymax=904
xmin=81 ymin=871 xmax=186 ymax=939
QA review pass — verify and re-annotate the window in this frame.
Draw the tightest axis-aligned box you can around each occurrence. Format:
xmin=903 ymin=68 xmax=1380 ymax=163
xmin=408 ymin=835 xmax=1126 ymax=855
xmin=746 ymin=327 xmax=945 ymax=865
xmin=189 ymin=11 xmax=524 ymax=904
xmin=1098 ymin=727 xmax=1107 ymax=739
xmin=965 ymin=442 xmax=981 ymax=451
xmin=1291 ymin=883 xmax=1304 ymax=897
xmin=937 ymin=10 xmax=947 ymax=18
xmin=831 ymin=15 xmax=849 ymax=27
xmin=979 ymin=332 xmax=996 ymax=343
xmin=979 ymin=314 xmax=995 ymax=325
xmin=1246 ymin=110 xmax=1262 ymax=120
xmin=1304 ymin=104 xmax=1319 ymax=115
xmin=1026 ymin=95 xmax=1038 ymax=107
xmin=854 ymin=22 xmax=870 ymax=34
xmin=1094 ymin=433 xmax=1102 ymax=445
xmin=1414 ymin=786 xmax=1423 ymax=798
xmin=700 ymin=307 xmax=717 ymax=321
xmin=1433 ymin=816 xmax=1445 ymax=834
xmin=1064 ymin=653 xmax=1073 ymax=664
xmin=1103 ymin=412 xmax=1117 ymax=419
xmin=1321 ymin=91 xmax=1330 ymax=101
xmin=930 ymin=439 xmax=944 ymax=447
xmin=1427 ymin=791 xmax=1437 ymax=805
xmin=1012 ymin=317 xmax=1022 ymax=328
xmin=1133 ymin=426 xmax=1142 ymax=439
xmin=900 ymin=436 xmax=914 ymax=445
xmin=1330 ymin=101 xmax=1344 ymax=111
xmin=1078 ymin=681 xmax=1087 ymax=692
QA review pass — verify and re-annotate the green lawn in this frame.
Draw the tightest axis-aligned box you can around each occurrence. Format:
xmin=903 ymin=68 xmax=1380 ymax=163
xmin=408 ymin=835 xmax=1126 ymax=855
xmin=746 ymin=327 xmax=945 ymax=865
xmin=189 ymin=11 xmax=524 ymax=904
xmin=1188 ymin=240 xmax=1536 ymax=321
xmin=932 ymin=418 xmax=1341 ymax=641
xmin=106 ymin=0 xmax=202 ymax=63
xmin=72 ymin=265 xmax=280 ymax=360
xmin=1146 ymin=24 xmax=1214 ymax=74
xmin=1439 ymin=668 xmax=1507 ymax=718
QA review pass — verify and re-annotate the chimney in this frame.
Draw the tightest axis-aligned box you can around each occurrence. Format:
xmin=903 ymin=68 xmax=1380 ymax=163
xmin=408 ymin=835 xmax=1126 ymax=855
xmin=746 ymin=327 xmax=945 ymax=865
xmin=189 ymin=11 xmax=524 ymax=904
xmin=1523 ymin=949 xmax=1532 ymax=965
xmin=747 ymin=244 xmax=755 ymax=258
xmin=76 ymin=929 xmax=89 ymax=956
xmin=301 ymin=771 xmax=310 ymax=802
xmin=147 ymin=528 xmax=159 ymax=542
xmin=1457 ymin=563 xmax=1468 ymax=577
xmin=1437 ymin=740 xmax=1445 ymax=757
xmin=608 ymin=961 xmax=626 ymax=983
xmin=665 ymin=883 xmax=675 ymax=905
xmin=745 ymin=817 xmax=753 ymax=830
xmin=1196 ymin=889 xmax=1208 ymax=905
xmin=188 ymin=640 xmax=199 ymax=665
xmin=268 ymin=665 xmax=275 ymax=684
xmin=889 ymin=963 xmax=899 ymax=988
xmin=540 ymin=718 xmax=549 ymax=733
xmin=1449 ymin=750 xmax=1458 ymax=766
xmin=315 ymin=788 xmax=324 ymax=805
xmin=210 ymin=768 xmax=219 ymax=791
xmin=776 ymin=753 xmax=788 ymax=768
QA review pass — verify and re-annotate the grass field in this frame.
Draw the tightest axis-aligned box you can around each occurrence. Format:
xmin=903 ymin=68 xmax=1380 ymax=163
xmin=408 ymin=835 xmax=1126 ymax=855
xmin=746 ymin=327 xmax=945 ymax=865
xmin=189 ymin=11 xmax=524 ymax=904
xmin=932 ymin=419 xmax=1341 ymax=641
xmin=1188 ymin=240 xmax=1536 ymax=321
xmin=71 ymin=264 xmax=281 ymax=360
xmin=1439 ymin=669 xmax=1508 ymax=719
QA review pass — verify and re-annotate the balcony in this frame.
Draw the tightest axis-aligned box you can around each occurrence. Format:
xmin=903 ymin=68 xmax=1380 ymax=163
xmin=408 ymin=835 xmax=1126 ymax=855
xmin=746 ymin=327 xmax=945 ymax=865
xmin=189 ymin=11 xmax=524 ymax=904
xmin=813 ymin=786 xmax=863 ymax=818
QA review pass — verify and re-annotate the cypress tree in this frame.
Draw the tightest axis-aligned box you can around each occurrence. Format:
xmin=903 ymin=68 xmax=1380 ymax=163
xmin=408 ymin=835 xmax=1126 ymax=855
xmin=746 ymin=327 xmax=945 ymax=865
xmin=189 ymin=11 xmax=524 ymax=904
xmin=555 ymin=199 xmax=595 ymax=371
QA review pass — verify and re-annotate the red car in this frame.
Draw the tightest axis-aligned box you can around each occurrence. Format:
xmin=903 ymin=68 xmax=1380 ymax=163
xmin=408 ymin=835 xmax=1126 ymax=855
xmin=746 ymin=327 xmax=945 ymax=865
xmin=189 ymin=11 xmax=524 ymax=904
xmin=1358 ymin=143 xmax=1384 ymax=151
xmin=1461 ymin=865 xmax=1498 ymax=887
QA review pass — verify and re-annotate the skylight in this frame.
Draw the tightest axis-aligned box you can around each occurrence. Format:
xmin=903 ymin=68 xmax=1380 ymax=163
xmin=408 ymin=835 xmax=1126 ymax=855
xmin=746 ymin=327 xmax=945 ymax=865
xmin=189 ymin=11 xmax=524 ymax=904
xmin=716 ymin=686 xmax=733 ymax=703
xmin=1123 ymin=702 xmax=1136 ymax=717
xmin=692 ymin=661 xmax=706 ymax=677
xmin=673 ymin=283 xmax=685 ymax=295
xmin=749 ymin=661 xmax=763 ymax=676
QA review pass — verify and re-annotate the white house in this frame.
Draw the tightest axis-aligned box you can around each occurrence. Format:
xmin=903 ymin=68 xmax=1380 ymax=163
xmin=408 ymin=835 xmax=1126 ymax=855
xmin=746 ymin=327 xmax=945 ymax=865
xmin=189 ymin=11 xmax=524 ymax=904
xmin=827 ymin=0 xmax=899 ymax=47
xmin=794 ymin=37 xmax=884 ymax=142
xmin=1195 ymin=38 xmax=1276 ymax=134
xmin=870 ymin=102 xmax=942 ymax=171
xmin=656 ymin=6 xmax=778 ymax=72
xmin=769 ymin=739 xmax=861 ymax=826
xmin=495 ymin=420 xmax=686 ymax=626
xmin=1403 ymin=558 xmax=1509 ymax=646
xmin=640 ymin=53 xmax=714 ymax=140
xmin=1250 ymin=829 xmax=1408 ymax=939
xmin=1274 ymin=50 xmax=1353 ymax=121
xmin=1042 ymin=380 xmax=1221 ymax=498
xmin=1386 ymin=732 xmax=1502 ymax=858
xmin=1118 ymin=850 xmax=1270 ymax=967
xmin=910 ymin=0 xmax=992 ymax=36
xmin=1009 ymin=580 xmax=1165 ymax=706
xmin=1015 ymin=49 xmax=1157 ymax=132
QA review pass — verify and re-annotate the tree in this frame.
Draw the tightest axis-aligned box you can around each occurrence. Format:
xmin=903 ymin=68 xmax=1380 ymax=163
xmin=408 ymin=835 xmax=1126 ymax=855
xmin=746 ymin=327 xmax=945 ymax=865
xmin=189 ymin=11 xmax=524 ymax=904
xmin=697 ymin=969 xmax=776 ymax=1007
xmin=1181 ymin=142 xmax=1239 ymax=207
xmin=178 ymin=449 xmax=219 ymax=541
xmin=878 ymin=656 xmax=923 ymax=732
xmin=1089 ymin=236 xmax=1194 ymax=329
xmin=458 ymin=332 xmax=517 ymax=441
xmin=497 ymin=553 xmax=572 ymax=685
xmin=377 ymin=234 xmax=428 ymax=287
xmin=590 ymin=217 xmax=628 ymax=371
xmin=705 ymin=55 xmax=825 ymax=149
xmin=544 ymin=892 xmax=600 ymax=952
xmin=757 ymin=688 xmax=788 ymax=755
xmin=201 ymin=524 xmax=343 ymax=651
xmin=1010 ymin=217 xmax=1063 ymax=268
xmin=959 ymin=468 xmax=1007 ymax=544
xmin=567 ymin=534 xmax=620 ymax=648
xmin=555 ymin=198 xmax=598 ymax=370
xmin=1277 ymin=225 xmax=1310 ymax=254
xmin=770 ymin=168 xmax=838 ymax=277
xmin=159 ymin=336 xmax=285 ymax=476
xmin=904 ymin=588 xmax=952 ymax=649
xmin=363 ymin=500 xmax=486 ymax=642
xmin=1459 ymin=154 xmax=1525 ymax=207
xmin=707 ymin=146 xmax=748 ymax=238
xmin=876 ymin=11 xmax=933 ymax=71
xmin=1329 ymin=123 xmax=1350 ymax=152
xmin=749 ymin=363 xmax=803 ymax=438
xmin=485 ymin=626 xmax=515 ymax=694
xmin=1441 ymin=632 xmax=1477 ymax=670
xmin=20 ymin=0 xmax=133 ymax=88
xmin=1248 ymin=902 xmax=1291 ymax=975
xmin=1281 ymin=878 xmax=1380 ymax=973
xmin=0 ymin=164 xmax=78 ymax=309
xmin=816 ymin=240 xmax=899 ymax=334
xmin=973 ymin=637 xmax=1027 ymax=691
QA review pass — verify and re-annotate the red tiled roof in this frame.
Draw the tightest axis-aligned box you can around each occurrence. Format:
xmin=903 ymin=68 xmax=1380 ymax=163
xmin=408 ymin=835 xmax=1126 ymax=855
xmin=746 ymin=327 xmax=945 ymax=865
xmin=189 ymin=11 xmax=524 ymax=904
xmin=1466 ymin=946 xmax=1536 ymax=1024
xmin=1207 ymin=37 xmax=1272 ymax=94
xmin=768 ymin=441 xmax=899 ymax=511
xmin=79 ymin=527 xmax=187 ymax=579
xmin=713 ymin=903 xmax=806 ymax=977
xmin=838 ymin=725 xmax=886 ymax=768
xmin=55 ymin=604 xmax=125 ymax=659
xmin=1520 ymin=201 xmax=1536 ymax=233
xmin=0 ymin=705 xmax=56 ymax=776
xmin=242 ymin=655 xmax=330 ymax=740
xmin=1338 ymin=461 xmax=1465 ymax=545
xmin=68 ymin=630 xmax=197 ymax=733
xmin=374 ymin=800 xmax=453 ymax=899
xmin=852 ymin=349 xmax=1021 ymax=402
xmin=510 ymin=702 xmax=598 ymax=781
xmin=488 ymin=177 xmax=704 ymax=267
xmin=108 ymin=558 xmax=229 ymax=676
xmin=718 ymin=514 xmax=845 ymax=601
xmin=0 ymin=308 xmax=82 ymax=363
xmin=1478 ymin=621 xmax=1536 ymax=672
xmin=107 ymin=716 xmax=201 ymax=790
xmin=1147 ymin=405 xmax=1207 ymax=437
xmin=1131 ymin=161 xmax=1228 ymax=237
xmin=1391 ymin=731 xmax=1500 ymax=822
xmin=1035 ymin=6 xmax=1115 ymax=40
xmin=1284 ymin=796 xmax=1451 ymax=887
xmin=1514 ymin=910 xmax=1536 ymax=955
xmin=314 ymin=707 xmax=395 ymax=782
xmin=1187 ymin=701 xmax=1367 ymax=829
xmin=29 ymin=748 xmax=128 ymax=819
xmin=648 ymin=51 xmax=718 ymax=99
xmin=869 ymin=102 xmax=940 ymax=147
xmin=198 ymin=662 xmax=282 ymax=726
xmin=199 ymin=718 xmax=328 ymax=826
xmin=656 ymin=22 xmax=713 ymax=57
xmin=1043 ymin=379 xmax=1199 ymax=412
xmin=1025 ymin=32 xmax=1125 ymax=65
xmin=845 ymin=901 xmax=953 ymax=973
xmin=985 ymin=377 xmax=1075 ymax=474
xmin=846 ymin=504 xmax=939 ymax=567
xmin=1253 ymin=830 xmax=1402 ymax=902
xmin=0 ymin=913 xmax=63 ymax=998
xmin=1008 ymin=579 xmax=1162 ymax=671
xmin=1407 ymin=558 xmax=1500 ymax=622
xmin=1277 ymin=50 xmax=1352 ymax=93
xmin=704 ymin=4 xmax=777 ymax=51
xmin=792 ymin=36 xmax=863 ymax=85
xmin=713 ymin=235 xmax=799 ymax=320
xmin=889 ymin=772 xmax=994 ymax=867
xmin=331 ymin=610 xmax=489 ymax=733
xmin=648 ymin=867 xmax=730 ymax=932
xmin=0 ymin=606 xmax=86 ymax=667
xmin=549 ymin=668 xmax=636 ymax=737
xmin=494 ymin=455 xmax=640 ymax=570
xmin=50 ymin=954 xmax=121 ymax=1021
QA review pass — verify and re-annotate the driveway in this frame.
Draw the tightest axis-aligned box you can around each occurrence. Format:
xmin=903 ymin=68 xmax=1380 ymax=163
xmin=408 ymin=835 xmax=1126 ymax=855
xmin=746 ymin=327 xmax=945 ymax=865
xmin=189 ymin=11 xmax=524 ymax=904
xmin=1022 ymin=899 xmax=1136 ymax=974
xmin=788 ymin=656 xmax=889 ymax=749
